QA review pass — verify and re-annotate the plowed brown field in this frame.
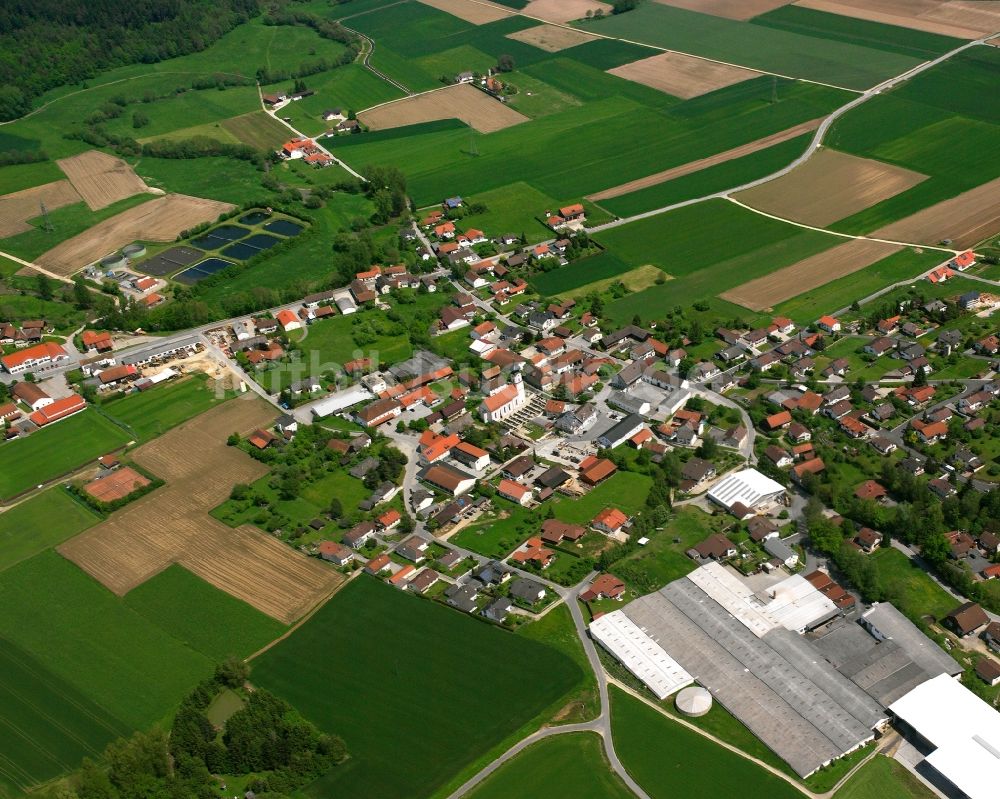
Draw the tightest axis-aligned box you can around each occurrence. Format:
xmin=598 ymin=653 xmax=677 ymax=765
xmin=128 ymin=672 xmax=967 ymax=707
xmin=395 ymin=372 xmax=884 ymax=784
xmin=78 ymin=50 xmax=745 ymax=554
xmin=608 ymin=50 xmax=760 ymax=98
xmin=58 ymin=398 xmax=341 ymax=624
xmin=793 ymin=0 xmax=1000 ymax=39
xmin=734 ymin=149 xmax=927 ymax=228
xmin=416 ymin=0 xmax=513 ymax=23
xmin=506 ymin=23 xmax=599 ymax=51
xmin=359 ymin=83 xmax=528 ymax=133
xmin=35 ymin=193 xmax=234 ymax=276
xmin=719 ymin=238 xmax=900 ymax=310
xmin=871 ymin=175 xmax=1000 ymax=249
xmin=521 ymin=0 xmax=612 ymax=23
xmin=653 ymin=0 xmax=793 ymax=21
xmin=56 ymin=151 xmax=151 ymax=211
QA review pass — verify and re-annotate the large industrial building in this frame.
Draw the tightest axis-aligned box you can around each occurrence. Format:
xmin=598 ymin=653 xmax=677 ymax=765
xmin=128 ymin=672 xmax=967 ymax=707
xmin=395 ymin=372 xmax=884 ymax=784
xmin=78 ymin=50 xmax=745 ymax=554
xmin=707 ymin=468 xmax=785 ymax=512
xmin=888 ymin=674 xmax=999 ymax=799
xmin=592 ymin=558 xmax=1000 ymax=785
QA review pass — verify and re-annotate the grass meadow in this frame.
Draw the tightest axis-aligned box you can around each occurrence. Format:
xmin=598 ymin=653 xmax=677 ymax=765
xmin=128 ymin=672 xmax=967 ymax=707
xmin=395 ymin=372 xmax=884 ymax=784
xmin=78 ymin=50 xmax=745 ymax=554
xmin=0 ymin=489 xmax=99 ymax=573
xmin=252 ymin=577 xmax=582 ymax=799
xmin=123 ymin=564 xmax=285 ymax=660
xmin=580 ymin=3 xmax=923 ymax=89
xmin=0 ymin=409 xmax=132 ymax=500
xmin=610 ymin=686 xmax=803 ymax=799
xmin=832 ymin=755 xmax=934 ymax=799
xmin=466 ymin=733 xmax=632 ymax=799
xmin=100 ymin=373 xmax=231 ymax=441
xmin=530 ymin=251 xmax=634 ymax=297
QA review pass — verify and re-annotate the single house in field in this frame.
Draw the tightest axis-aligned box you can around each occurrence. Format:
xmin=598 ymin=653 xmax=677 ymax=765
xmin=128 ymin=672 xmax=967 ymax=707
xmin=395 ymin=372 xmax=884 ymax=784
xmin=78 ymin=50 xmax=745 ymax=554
xmin=945 ymin=602 xmax=989 ymax=637
xmin=592 ymin=507 xmax=629 ymax=536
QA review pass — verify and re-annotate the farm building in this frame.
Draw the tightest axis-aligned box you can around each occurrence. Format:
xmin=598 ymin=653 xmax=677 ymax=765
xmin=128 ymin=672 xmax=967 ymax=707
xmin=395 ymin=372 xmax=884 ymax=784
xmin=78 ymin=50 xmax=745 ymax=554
xmin=1 ymin=341 xmax=70 ymax=374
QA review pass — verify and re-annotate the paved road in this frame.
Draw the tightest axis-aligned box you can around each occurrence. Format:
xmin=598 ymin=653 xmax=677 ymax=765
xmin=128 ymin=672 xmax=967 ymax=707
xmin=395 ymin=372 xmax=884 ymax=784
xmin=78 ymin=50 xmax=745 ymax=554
xmin=586 ymin=37 xmax=989 ymax=235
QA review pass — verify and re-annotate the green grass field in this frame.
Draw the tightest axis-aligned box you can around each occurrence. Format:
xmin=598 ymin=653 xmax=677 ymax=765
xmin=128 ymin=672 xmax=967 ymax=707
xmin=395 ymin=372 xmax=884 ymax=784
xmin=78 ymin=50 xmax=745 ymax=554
xmin=0 ymin=409 xmax=132 ymax=500
xmin=0 ymin=291 xmax=89 ymax=331
xmin=870 ymin=548 xmax=956 ymax=622
xmin=438 ymin=181 xmax=558 ymax=244
xmin=466 ymin=733 xmax=631 ymax=799
xmin=132 ymin=154 xmax=273 ymax=206
xmin=253 ymin=577 xmax=581 ymax=799
xmin=610 ymin=686 xmax=803 ymax=799
xmin=0 ymin=160 xmax=66 ymax=195
xmin=220 ymin=110 xmax=291 ymax=150
xmin=599 ymin=134 xmax=811 ymax=218
xmin=832 ymin=754 xmax=934 ymax=799
xmin=0 ymin=551 xmax=213 ymax=730
xmin=0 ymin=636 xmax=130 ymax=796
xmin=335 ymin=78 xmax=848 ymax=205
xmin=580 ymin=3 xmax=923 ymax=89
xmin=99 ymin=374 xmax=231 ymax=441
xmin=0 ymin=489 xmax=99 ymax=573
xmin=123 ymin=565 xmax=285 ymax=660
xmin=598 ymin=199 xmax=839 ymax=321
xmin=530 ymin=252 xmax=634 ymax=297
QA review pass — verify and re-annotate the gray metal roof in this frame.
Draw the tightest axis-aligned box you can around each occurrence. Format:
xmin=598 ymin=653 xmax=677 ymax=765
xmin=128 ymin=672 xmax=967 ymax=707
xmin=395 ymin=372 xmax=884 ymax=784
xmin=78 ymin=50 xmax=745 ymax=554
xmin=861 ymin=603 xmax=962 ymax=679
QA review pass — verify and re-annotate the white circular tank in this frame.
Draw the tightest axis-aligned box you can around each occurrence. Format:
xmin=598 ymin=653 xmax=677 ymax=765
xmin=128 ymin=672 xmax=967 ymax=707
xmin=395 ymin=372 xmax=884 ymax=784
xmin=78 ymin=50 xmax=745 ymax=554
xmin=675 ymin=686 xmax=713 ymax=717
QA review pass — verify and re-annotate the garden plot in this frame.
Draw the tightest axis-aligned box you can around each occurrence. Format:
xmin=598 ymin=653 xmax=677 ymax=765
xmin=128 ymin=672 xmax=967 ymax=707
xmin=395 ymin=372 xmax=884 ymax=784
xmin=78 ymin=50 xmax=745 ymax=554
xmin=521 ymin=0 xmax=612 ymax=23
xmin=416 ymin=0 xmax=513 ymax=23
xmin=58 ymin=398 xmax=340 ymax=624
xmin=506 ymin=23 xmax=599 ymax=51
xmin=34 ymin=193 xmax=234 ymax=276
xmin=608 ymin=50 xmax=761 ymax=99
xmin=0 ymin=180 xmax=81 ymax=237
xmin=734 ymin=148 xmax=927 ymax=227
xmin=871 ymin=174 xmax=1000 ymax=248
xmin=56 ymin=150 xmax=152 ymax=211
xmin=654 ymin=0 xmax=794 ymax=20
xmin=793 ymin=0 xmax=1000 ymax=39
xmin=358 ymin=83 xmax=528 ymax=133
xmin=719 ymin=238 xmax=900 ymax=310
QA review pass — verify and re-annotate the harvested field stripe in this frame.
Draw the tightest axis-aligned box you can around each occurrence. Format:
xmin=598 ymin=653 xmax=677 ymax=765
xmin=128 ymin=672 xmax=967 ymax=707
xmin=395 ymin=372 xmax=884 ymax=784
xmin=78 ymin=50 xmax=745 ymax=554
xmin=56 ymin=151 xmax=151 ymax=212
xmin=358 ymin=83 xmax=528 ymax=133
xmin=652 ymin=0 xmax=794 ymax=22
xmin=793 ymin=0 xmax=994 ymax=39
xmin=416 ymin=0 xmax=514 ymax=23
xmin=607 ymin=50 xmax=761 ymax=99
xmin=719 ymin=237 xmax=900 ymax=310
xmin=587 ymin=117 xmax=821 ymax=202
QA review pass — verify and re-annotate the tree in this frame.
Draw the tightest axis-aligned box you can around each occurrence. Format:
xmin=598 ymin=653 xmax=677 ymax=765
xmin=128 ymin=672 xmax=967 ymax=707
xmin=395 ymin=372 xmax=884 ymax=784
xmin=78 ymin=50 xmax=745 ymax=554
xmin=215 ymin=657 xmax=250 ymax=689
xmin=496 ymin=54 xmax=515 ymax=73
xmin=35 ymin=273 xmax=53 ymax=301
xmin=132 ymin=111 xmax=149 ymax=129
xmin=913 ymin=365 xmax=927 ymax=387
xmin=73 ymin=275 xmax=92 ymax=308
xmin=328 ymin=497 xmax=343 ymax=518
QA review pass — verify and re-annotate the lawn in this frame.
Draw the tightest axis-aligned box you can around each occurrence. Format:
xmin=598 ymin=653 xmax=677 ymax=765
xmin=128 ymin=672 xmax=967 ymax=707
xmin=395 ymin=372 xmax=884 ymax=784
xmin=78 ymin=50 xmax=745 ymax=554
xmin=832 ymin=754 xmax=935 ymax=799
xmin=518 ymin=604 xmax=599 ymax=724
xmin=299 ymin=469 xmax=369 ymax=513
xmin=0 ymin=488 xmax=99 ymax=573
xmin=438 ymin=181 xmax=558 ymax=244
xmin=0 ymin=409 xmax=132 ymax=500
xmin=335 ymin=78 xmax=849 ymax=205
xmin=100 ymin=373 xmax=232 ymax=441
xmin=123 ymin=564 xmax=286 ymax=661
xmin=220 ymin=110 xmax=291 ymax=150
xmin=0 ymin=636 xmax=130 ymax=796
xmin=610 ymin=686 xmax=803 ymax=799
xmin=252 ymin=577 xmax=582 ymax=799
xmin=598 ymin=199 xmax=840 ymax=321
xmin=599 ymin=134 xmax=811 ymax=219
xmin=133 ymin=154 xmax=274 ymax=206
xmin=870 ymin=547 xmax=957 ymax=622
xmin=466 ymin=733 xmax=632 ymax=799
xmin=580 ymin=3 xmax=923 ymax=90
xmin=0 ymin=291 xmax=89 ymax=331
xmin=0 ymin=550 xmax=214 ymax=730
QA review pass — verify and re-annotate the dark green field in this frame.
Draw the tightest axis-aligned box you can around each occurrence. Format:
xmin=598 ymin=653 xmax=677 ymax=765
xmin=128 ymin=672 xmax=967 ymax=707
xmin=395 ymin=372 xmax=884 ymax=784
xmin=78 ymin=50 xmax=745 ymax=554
xmin=610 ymin=686 xmax=803 ymax=799
xmin=597 ymin=199 xmax=839 ymax=320
xmin=253 ymin=577 xmax=582 ymax=799
xmin=123 ymin=565 xmax=285 ymax=660
xmin=467 ymin=733 xmax=632 ymax=799
xmin=0 ymin=637 xmax=130 ymax=796
xmin=100 ymin=373 xmax=231 ymax=441
xmin=0 ymin=410 xmax=132 ymax=500
xmin=0 ymin=489 xmax=99 ymax=573
xmin=530 ymin=251 xmax=633 ymax=296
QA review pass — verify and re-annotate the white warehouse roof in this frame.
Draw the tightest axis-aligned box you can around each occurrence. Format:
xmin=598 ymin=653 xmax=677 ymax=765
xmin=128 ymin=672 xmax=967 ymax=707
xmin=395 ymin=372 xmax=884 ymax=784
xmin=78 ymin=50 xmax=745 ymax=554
xmin=590 ymin=610 xmax=693 ymax=700
xmin=708 ymin=468 xmax=785 ymax=510
xmin=889 ymin=673 xmax=1000 ymax=799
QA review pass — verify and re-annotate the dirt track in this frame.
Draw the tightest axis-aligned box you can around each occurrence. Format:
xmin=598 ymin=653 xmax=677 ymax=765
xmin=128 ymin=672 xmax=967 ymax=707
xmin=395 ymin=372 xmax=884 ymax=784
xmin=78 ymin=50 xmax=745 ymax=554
xmin=734 ymin=148 xmax=927 ymax=228
xmin=719 ymin=238 xmax=900 ymax=310
xmin=416 ymin=0 xmax=513 ymax=23
xmin=793 ymin=0 xmax=1000 ymax=39
xmin=359 ymin=83 xmax=528 ymax=134
xmin=871 ymin=175 xmax=1000 ymax=249
xmin=58 ymin=398 xmax=341 ymax=624
xmin=608 ymin=50 xmax=760 ymax=98
xmin=0 ymin=180 xmax=81 ymax=237
xmin=653 ymin=0 xmax=793 ymax=21
xmin=35 ymin=193 xmax=234 ymax=276
xmin=56 ymin=150 xmax=151 ymax=211
xmin=506 ymin=23 xmax=599 ymax=51
xmin=587 ymin=118 xmax=820 ymax=202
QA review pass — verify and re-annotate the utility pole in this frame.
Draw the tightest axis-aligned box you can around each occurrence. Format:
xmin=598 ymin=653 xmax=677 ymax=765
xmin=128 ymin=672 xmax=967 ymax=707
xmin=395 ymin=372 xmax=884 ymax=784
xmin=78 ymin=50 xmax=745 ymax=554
xmin=39 ymin=201 xmax=53 ymax=232
xmin=771 ymin=75 xmax=778 ymax=104
xmin=468 ymin=126 xmax=479 ymax=157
